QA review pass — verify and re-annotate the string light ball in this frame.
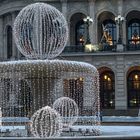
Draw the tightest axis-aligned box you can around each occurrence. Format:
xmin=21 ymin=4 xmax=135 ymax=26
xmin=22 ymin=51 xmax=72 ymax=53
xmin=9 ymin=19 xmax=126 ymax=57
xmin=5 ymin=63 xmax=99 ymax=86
xmin=53 ymin=97 xmax=79 ymax=127
xmin=31 ymin=106 xmax=63 ymax=137
xmin=13 ymin=3 xmax=68 ymax=59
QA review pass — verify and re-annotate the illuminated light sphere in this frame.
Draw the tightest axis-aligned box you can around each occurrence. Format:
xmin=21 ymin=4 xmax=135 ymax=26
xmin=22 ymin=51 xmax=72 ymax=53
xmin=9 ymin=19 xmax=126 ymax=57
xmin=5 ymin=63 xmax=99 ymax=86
xmin=13 ymin=3 xmax=68 ymax=59
xmin=31 ymin=106 xmax=63 ymax=137
xmin=53 ymin=97 xmax=79 ymax=127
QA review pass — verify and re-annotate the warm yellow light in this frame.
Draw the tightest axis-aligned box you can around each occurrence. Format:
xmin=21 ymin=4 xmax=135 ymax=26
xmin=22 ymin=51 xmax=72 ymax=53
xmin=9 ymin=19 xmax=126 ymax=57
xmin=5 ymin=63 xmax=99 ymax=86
xmin=79 ymin=77 xmax=83 ymax=81
xmin=108 ymin=77 xmax=111 ymax=81
xmin=85 ymin=44 xmax=94 ymax=52
xmin=80 ymin=38 xmax=84 ymax=42
xmin=104 ymin=75 xmax=107 ymax=80
xmin=85 ymin=44 xmax=99 ymax=52
xmin=134 ymin=74 xmax=138 ymax=80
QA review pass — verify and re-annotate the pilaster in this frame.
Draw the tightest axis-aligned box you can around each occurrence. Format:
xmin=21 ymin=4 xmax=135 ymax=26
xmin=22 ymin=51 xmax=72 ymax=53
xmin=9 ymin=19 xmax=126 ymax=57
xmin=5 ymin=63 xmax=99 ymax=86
xmin=115 ymin=56 xmax=127 ymax=110
xmin=61 ymin=0 xmax=70 ymax=45
xmin=61 ymin=0 xmax=67 ymax=18
xmin=88 ymin=0 xmax=96 ymax=44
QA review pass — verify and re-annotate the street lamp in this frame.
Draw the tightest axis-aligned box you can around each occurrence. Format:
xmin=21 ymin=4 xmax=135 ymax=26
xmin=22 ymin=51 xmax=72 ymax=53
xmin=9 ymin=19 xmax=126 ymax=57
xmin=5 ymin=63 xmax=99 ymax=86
xmin=83 ymin=16 xmax=93 ymax=52
xmin=115 ymin=15 xmax=125 ymax=44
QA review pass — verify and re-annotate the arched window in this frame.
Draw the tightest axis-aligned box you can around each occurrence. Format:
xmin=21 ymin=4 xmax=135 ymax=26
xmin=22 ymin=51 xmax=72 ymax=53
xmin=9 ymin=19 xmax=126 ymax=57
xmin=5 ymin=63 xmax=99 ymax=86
xmin=70 ymin=13 xmax=86 ymax=45
xmin=127 ymin=70 xmax=140 ymax=108
xmin=128 ymin=19 xmax=140 ymax=49
xmin=100 ymin=71 xmax=115 ymax=109
xmin=102 ymin=20 xmax=117 ymax=46
xmin=75 ymin=20 xmax=85 ymax=45
xmin=7 ymin=26 xmax=12 ymax=59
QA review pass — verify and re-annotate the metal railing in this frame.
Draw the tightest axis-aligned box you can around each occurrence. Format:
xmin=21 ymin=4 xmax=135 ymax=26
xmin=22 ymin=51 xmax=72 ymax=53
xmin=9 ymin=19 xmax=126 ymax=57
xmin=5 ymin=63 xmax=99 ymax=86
xmin=63 ymin=45 xmax=85 ymax=53
xmin=126 ymin=44 xmax=140 ymax=51
xmin=62 ymin=44 xmax=140 ymax=53
xmin=63 ymin=44 xmax=117 ymax=53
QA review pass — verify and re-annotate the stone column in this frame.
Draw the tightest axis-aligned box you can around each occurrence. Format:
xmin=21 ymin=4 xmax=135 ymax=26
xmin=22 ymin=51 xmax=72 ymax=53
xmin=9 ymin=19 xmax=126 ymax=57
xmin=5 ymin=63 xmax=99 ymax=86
xmin=0 ymin=17 xmax=4 ymax=60
xmin=122 ymin=20 xmax=127 ymax=49
xmin=88 ymin=0 xmax=96 ymax=44
xmin=61 ymin=0 xmax=67 ymax=18
xmin=115 ymin=56 xmax=127 ymax=110
xmin=118 ymin=0 xmax=126 ymax=46
xmin=118 ymin=0 xmax=123 ymax=17
xmin=61 ymin=0 xmax=70 ymax=45
xmin=116 ymin=0 xmax=124 ymax=52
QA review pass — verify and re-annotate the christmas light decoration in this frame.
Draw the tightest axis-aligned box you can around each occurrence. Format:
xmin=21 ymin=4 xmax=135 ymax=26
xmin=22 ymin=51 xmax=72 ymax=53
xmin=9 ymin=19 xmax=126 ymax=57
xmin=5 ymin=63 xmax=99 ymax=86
xmin=31 ymin=106 xmax=63 ymax=137
xmin=0 ymin=59 xmax=100 ymax=135
xmin=53 ymin=97 xmax=79 ymax=128
xmin=0 ymin=2 xmax=101 ymax=137
xmin=13 ymin=3 xmax=68 ymax=59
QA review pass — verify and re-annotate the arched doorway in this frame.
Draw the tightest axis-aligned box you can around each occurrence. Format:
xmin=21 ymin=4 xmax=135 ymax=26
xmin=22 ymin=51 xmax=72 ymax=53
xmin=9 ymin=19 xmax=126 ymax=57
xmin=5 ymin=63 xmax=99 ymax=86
xmin=127 ymin=67 xmax=140 ymax=108
xmin=98 ymin=67 xmax=115 ymax=109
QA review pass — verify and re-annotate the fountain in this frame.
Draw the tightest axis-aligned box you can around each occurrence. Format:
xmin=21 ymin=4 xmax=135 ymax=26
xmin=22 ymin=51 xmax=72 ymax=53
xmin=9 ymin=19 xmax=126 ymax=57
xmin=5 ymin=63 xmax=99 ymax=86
xmin=0 ymin=2 xmax=100 ymax=137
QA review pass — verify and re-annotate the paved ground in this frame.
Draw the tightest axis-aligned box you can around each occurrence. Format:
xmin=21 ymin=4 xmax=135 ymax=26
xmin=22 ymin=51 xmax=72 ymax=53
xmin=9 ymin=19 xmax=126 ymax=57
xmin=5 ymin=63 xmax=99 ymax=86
xmin=71 ymin=125 xmax=140 ymax=136
xmin=0 ymin=116 xmax=140 ymax=139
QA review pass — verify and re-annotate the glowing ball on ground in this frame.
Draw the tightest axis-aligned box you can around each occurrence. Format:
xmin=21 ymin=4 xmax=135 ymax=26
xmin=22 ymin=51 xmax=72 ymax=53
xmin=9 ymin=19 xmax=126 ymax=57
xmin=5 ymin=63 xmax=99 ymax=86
xmin=53 ymin=97 xmax=79 ymax=127
xmin=13 ymin=3 xmax=68 ymax=59
xmin=31 ymin=106 xmax=63 ymax=137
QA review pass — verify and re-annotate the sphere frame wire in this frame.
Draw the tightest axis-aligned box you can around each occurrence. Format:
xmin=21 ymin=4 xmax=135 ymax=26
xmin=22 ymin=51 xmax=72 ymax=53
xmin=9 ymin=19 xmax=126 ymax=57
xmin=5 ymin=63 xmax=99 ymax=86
xmin=13 ymin=3 xmax=68 ymax=59
xmin=31 ymin=106 xmax=63 ymax=137
xmin=53 ymin=97 xmax=79 ymax=128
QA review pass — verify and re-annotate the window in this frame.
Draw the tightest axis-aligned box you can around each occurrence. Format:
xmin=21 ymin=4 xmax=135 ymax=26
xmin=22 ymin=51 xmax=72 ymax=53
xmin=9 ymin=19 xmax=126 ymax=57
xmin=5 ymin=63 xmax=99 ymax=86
xmin=75 ymin=20 xmax=85 ymax=45
xmin=100 ymin=71 xmax=115 ymax=109
xmin=7 ymin=26 xmax=12 ymax=59
xmin=127 ymin=70 xmax=140 ymax=108
xmin=127 ymin=19 xmax=140 ymax=50
xmin=101 ymin=20 xmax=117 ymax=46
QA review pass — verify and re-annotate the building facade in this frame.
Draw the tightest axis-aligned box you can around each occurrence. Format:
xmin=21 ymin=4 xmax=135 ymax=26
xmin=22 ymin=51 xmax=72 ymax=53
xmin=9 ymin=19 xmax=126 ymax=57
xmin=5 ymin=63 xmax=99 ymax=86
xmin=0 ymin=0 xmax=140 ymax=115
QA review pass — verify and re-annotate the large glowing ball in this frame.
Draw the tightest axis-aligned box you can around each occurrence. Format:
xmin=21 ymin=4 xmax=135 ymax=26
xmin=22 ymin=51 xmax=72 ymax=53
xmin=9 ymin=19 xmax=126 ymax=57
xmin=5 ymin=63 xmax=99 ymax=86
xmin=53 ymin=97 xmax=79 ymax=127
xmin=13 ymin=3 xmax=68 ymax=59
xmin=31 ymin=106 xmax=63 ymax=137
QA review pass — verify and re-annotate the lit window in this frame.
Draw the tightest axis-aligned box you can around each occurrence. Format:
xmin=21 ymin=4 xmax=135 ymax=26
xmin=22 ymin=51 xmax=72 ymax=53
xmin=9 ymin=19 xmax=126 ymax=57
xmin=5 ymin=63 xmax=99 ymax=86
xmin=127 ymin=70 xmax=140 ymax=108
xmin=131 ymin=30 xmax=140 ymax=44
xmin=100 ymin=71 xmax=115 ymax=109
xmin=76 ymin=21 xmax=85 ymax=45
xmin=128 ymin=20 xmax=140 ymax=45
